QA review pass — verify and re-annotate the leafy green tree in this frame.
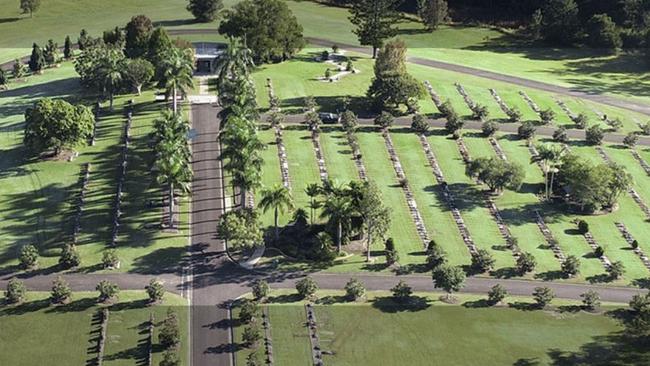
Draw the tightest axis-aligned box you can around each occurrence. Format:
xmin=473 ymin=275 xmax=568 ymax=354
xmin=553 ymin=126 xmax=569 ymax=143
xmin=20 ymin=0 xmax=40 ymax=17
xmin=59 ymin=244 xmax=81 ymax=269
xmin=28 ymin=43 xmax=45 ymax=73
xmin=539 ymin=109 xmax=555 ymax=125
xmin=466 ymin=156 xmax=525 ymax=194
xmin=345 ymin=278 xmax=366 ymax=301
xmin=296 ymin=276 xmax=318 ymax=299
xmin=487 ymin=284 xmax=507 ymax=305
xmin=561 ymin=255 xmax=580 ymax=277
xmin=426 ymin=240 xmax=447 ymax=269
xmin=539 ymin=0 xmax=580 ymax=45
xmin=533 ymin=286 xmax=555 ymax=308
xmin=433 ymin=265 xmax=466 ymax=300
xmin=471 ymin=248 xmax=495 ymax=273
xmin=217 ymin=209 xmax=263 ymax=250
xmin=358 ymin=182 xmax=391 ymax=262
xmin=518 ymin=121 xmax=536 ymax=140
xmin=374 ymin=111 xmax=394 ymax=129
xmin=259 ymin=184 xmax=294 ymax=241
xmin=96 ymin=280 xmax=119 ymax=303
xmin=5 ymin=278 xmax=27 ymax=304
xmin=242 ymin=320 xmax=262 ymax=347
xmin=349 ymin=0 xmax=401 ymax=58
xmin=411 ymin=113 xmax=429 ymax=134
xmin=219 ymin=0 xmax=305 ymax=63
xmin=585 ymin=124 xmax=605 ymax=145
xmin=159 ymin=309 xmax=181 ymax=349
xmin=19 ymin=244 xmax=39 ymax=269
xmin=124 ymin=58 xmax=154 ymax=95
xmin=623 ymin=132 xmax=638 ymax=148
xmin=581 ymin=290 xmax=601 ymax=310
xmin=101 ymin=249 xmax=120 ymax=269
xmin=418 ymin=0 xmax=448 ymax=30
xmin=63 ymin=36 xmax=73 ymax=59
xmin=586 ymin=14 xmax=622 ymax=51
xmin=252 ymin=279 xmax=270 ymax=301
xmin=50 ymin=276 xmax=72 ymax=304
xmin=608 ymin=260 xmax=625 ymax=280
xmin=146 ymin=279 xmax=165 ymax=303
xmin=160 ymin=350 xmax=180 ymax=366
xmin=516 ymin=252 xmax=537 ymax=274
xmin=125 ymin=15 xmax=154 ymax=58
xmin=13 ymin=59 xmax=26 ymax=79
xmin=320 ymin=194 xmax=354 ymax=253
xmin=239 ymin=299 xmax=261 ymax=323
xmin=391 ymin=280 xmax=412 ymax=302
xmin=385 ymin=237 xmax=400 ymax=265
xmin=482 ymin=120 xmax=499 ymax=137
xmin=187 ymin=0 xmax=224 ymax=22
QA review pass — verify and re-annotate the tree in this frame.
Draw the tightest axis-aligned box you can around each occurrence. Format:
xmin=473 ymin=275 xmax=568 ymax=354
xmin=531 ymin=143 xmax=566 ymax=200
xmin=0 ymin=69 xmax=6 ymax=89
xmin=58 ymin=37 xmax=71 ymax=62
xmin=553 ymin=126 xmax=569 ymax=143
xmin=20 ymin=0 xmax=40 ymax=17
xmin=487 ymin=284 xmax=507 ymax=305
xmin=340 ymin=110 xmax=358 ymax=132
xmin=187 ymin=0 xmax=224 ymax=22
xmin=217 ymin=209 xmax=263 ymax=250
xmin=305 ymin=183 xmax=321 ymax=225
xmin=532 ymin=286 xmax=555 ymax=308
xmin=384 ymin=237 xmax=399 ymax=265
xmin=586 ymin=14 xmax=622 ymax=51
xmin=252 ymin=280 xmax=269 ymax=301
xmin=296 ymin=276 xmax=318 ymax=299
xmin=160 ymin=350 xmax=180 ymax=366
xmin=349 ymin=0 xmax=401 ymax=58
xmin=539 ymin=109 xmax=555 ymax=125
xmin=573 ymin=113 xmax=589 ymax=129
xmin=516 ymin=252 xmax=537 ymax=275
xmin=585 ymin=124 xmax=605 ymax=145
xmin=466 ymin=157 xmax=525 ymax=194
xmin=433 ymin=265 xmax=466 ymax=300
xmin=259 ymin=184 xmax=294 ymax=241
xmin=367 ymin=39 xmax=424 ymax=110
xmin=540 ymin=0 xmax=580 ymax=45
xmin=239 ymin=299 xmax=261 ymax=323
xmin=561 ymin=255 xmax=580 ymax=277
xmin=160 ymin=47 xmax=194 ymax=114
xmin=482 ymin=120 xmax=499 ymax=137
xmin=518 ymin=121 xmax=536 ymax=140
xmin=43 ymin=39 xmax=59 ymax=66
xmin=358 ymin=182 xmax=391 ymax=262
xmin=411 ymin=113 xmax=429 ymax=134
xmin=96 ymin=280 xmax=119 ymax=303
xmin=320 ymin=194 xmax=354 ymax=253
xmin=19 ymin=244 xmax=38 ymax=269
xmin=345 ymin=278 xmax=366 ymax=301
xmin=86 ymin=47 xmax=125 ymax=110
xmin=124 ymin=58 xmax=154 ymax=95
xmin=159 ymin=309 xmax=181 ymax=349
xmin=50 ymin=276 xmax=72 ymax=304
xmin=623 ymin=132 xmax=638 ymax=148
xmin=471 ymin=249 xmax=495 ymax=273
xmin=219 ymin=0 xmax=305 ymax=63
xmin=146 ymin=279 xmax=165 ymax=303
xmin=391 ymin=280 xmax=412 ymax=302
xmin=125 ymin=15 xmax=154 ymax=58
xmin=78 ymin=29 xmax=89 ymax=51
xmin=374 ymin=111 xmax=394 ymax=129
xmin=426 ymin=240 xmax=447 ymax=269
xmin=28 ymin=43 xmax=45 ymax=73
xmin=59 ymin=244 xmax=81 ymax=269
xmin=608 ymin=260 xmax=625 ymax=280
xmin=581 ymin=290 xmax=601 ymax=311
xmin=418 ymin=0 xmax=448 ymax=30
xmin=5 ymin=278 xmax=27 ymax=304
xmin=13 ymin=59 xmax=26 ymax=79
xmin=242 ymin=321 xmax=262 ymax=347
xmin=101 ymin=249 xmax=120 ymax=269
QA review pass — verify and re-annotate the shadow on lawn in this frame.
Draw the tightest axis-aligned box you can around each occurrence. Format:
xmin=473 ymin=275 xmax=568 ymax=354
xmin=371 ymin=295 xmax=431 ymax=313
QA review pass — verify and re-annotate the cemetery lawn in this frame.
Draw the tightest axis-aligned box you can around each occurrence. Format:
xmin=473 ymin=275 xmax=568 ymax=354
xmin=0 ymin=291 xmax=188 ymax=366
xmin=0 ymin=61 xmax=189 ymax=273
xmin=232 ymin=290 xmax=630 ymax=366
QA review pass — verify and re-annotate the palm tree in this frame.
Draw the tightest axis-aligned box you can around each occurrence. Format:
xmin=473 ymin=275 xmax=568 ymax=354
xmin=305 ymin=183 xmax=321 ymax=224
xmin=320 ymin=194 xmax=354 ymax=253
xmin=214 ymin=38 xmax=255 ymax=88
xmin=259 ymin=185 xmax=294 ymax=240
xmin=531 ymin=144 xmax=566 ymax=200
xmin=97 ymin=49 xmax=123 ymax=110
xmin=161 ymin=47 xmax=194 ymax=115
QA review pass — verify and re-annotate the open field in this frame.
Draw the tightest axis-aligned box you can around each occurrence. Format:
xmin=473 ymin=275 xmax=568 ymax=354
xmin=0 ymin=291 xmax=188 ymax=366
xmin=233 ymin=290 xmax=634 ymax=366
xmin=0 ymin=61 xmax=189 ymax=273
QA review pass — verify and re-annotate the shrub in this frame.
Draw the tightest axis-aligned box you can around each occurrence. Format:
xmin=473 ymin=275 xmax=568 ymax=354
xmin=344 ymin=278 xmax=366 ymax=301
xmin=50 ymin=276 xmax=72 ymax=304
xmin=96 ymin=280 xmax=119 ymax=303
xmin=340 ymin=110 xmax=358 ymax=131
xmin=472 ymin=104 xmax=489 ymax=120
xmin=445 ymin=111 xmax=464 ymax=134
xmin=581 ymin=290 xmax=601 ymax=310
xmin=391 ymin=280 xmax=412 ymax=302
xmin=506 ymin=107 xmax=522 ymax=123
xmin=321 ymin=50 xmax=329 ymax=61
xmin=539 ymin=109 xmax=555 ymax=125
xmin=324 ymin=68 xmax=331 ymax=79
xmin=632 ymin=240 xmax=639 ymax=250
xmin=518 ymin=121 xmax=536 ymax=140
xmin=5 ymin=278 xmax=27 ymax=304
xmin=608 ymin=118 xmax=623 ymax=131
xmin=577 ymin=220 xmax=589 ymax=234
xmin=623 ymin=133 xmax=638 ymax=148
xmin=374 ymin=111 xmax=394 ymax=129
xmin=573 ymin=113 xmax=589 ymax=129
xmin=487 ymin=284 xmax=507 ymax=305
xmin=146 ymin=279 xmax=165 ymax=303
xmin=411 ymin=113 xmax=429 ymax=134
xmin=19 ymin=244 xmax=39 ymax=269
xmin=242 ymin=320 xmax=262 ymax=347
xmin=553 ymin=126 xmax=569 ymax=143
xmin=296 ymin=276 xmax=318 ymax=299
xmin=561 ymin=255 xmax=581 ymax=277
xmin=585 ymin=125 xmax=604 ymax=145
xmin=385 ymin=238 xmax=399 ymax=266
xmin=594 ymin=246 xmax=605 ymax=258
xmin=252 ymin=279 xmax=269 ymax=301
xmin=426 ymin=240 xmax=447 ymax=270
xmin=438 ymin=100 xmax=454 ymax=117
xmin=640 ymin=122 xmax=650 ymax=136
xmin=471 ymin=249 xmax=495 ymax=273
xmin=59 ymin=244 xmax=81 ymax=269
xmin=482 ymin=120 xmax=499 ymax=137
xmin=159 ymin=309 xmax=180 ymax=349
xmin=239 ymin=300 xmax=262 ymax=323
xmin=332 ymin=44 xmax=339 ymax=53
xmin=101 ymin=249 xmax=119 ymax=269
xmin=533 ymin=286 xmax=555 ymax=308
xmin=516 ymin=252 xmax=537 ymax=274
xmin=160 ymin=350 xmax=180 ymax=366
xmin=608 ymin=260 xmax=625 ymax=280
xmin=346 ymin=60 xmax=354 ymax=72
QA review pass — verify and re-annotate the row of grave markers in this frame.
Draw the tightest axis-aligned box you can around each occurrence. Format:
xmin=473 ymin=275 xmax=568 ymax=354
xmin=72 ymin=163 xmax=91 ymax=244
xmin=110 ymin=106 xmax=133 ymax=247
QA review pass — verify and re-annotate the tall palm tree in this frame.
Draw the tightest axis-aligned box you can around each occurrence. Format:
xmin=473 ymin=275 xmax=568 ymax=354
xmin=214 ymin=38 xmax=255 ymax=88
xmin=97 ymin=49 xmax=123 ymax=110
xmin=259 ymin=184 xmax=294 ymax=240
xmin=161 ymin=47 xmax=194 ymax=115
xmin=532 ymin=144 xmax=566 ymax=200
xmin=320 ymin=195 xmax=354 ymax=253
xmin=305 ymin=183 xmax=321 ymax=224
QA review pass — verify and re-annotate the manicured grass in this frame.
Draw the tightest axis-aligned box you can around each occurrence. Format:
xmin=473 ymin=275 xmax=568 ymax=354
xmin=254 ymin=126 xmax=284 ymax=227
xmin=0 ymin=291 xmax=188 ymax=366
xmin=282 ymin=126 xmax=322 ymax=213
xmin=389 ymin=129 xmax=471 ymax=267
xmin=319 ymin=126 xmax=360 ymax=184
xmin=356 ymin=128 xmax=423 ymax=264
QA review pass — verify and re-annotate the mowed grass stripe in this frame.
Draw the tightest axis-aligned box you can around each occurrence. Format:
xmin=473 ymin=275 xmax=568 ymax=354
xmin=427 ymin=133 xmax=515 ymax=270
xmin=319 ymin=126 xmax=360 ymax=184
xmin=390 ymin=129 xmax=471 ymax=266
xmin=268 ymin=305 xmax=313 ymax=365
xmin=255 ymin=127 xmax=285 ymax=227
xmin=357 ymin=129 xmax=424 ymax=263
xmin=282 ymin=126 xmax=322 ymax=214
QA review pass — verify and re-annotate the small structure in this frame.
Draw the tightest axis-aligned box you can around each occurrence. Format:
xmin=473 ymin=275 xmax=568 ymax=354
xmin=193 ymin=42 xmax=225 ymax=74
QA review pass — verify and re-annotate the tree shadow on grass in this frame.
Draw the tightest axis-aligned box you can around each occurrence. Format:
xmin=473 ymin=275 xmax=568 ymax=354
xmin=45 ymin=297 xmax=97 ymax=314
xmin=371 ymin=295 xmax=431 ymax=313
xmin=547 ymin=331 xmax=650 ymax=366
xmin=534 ymin=270 xmax=566 ymax=281
xmin=0 ymin=298 xmax=50 ymax=316
xmin=462 ymin=299 xmax=491 ymax=308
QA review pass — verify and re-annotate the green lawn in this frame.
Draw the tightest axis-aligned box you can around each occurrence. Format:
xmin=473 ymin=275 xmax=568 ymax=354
xmin=319 ymin=126 xmax=360 ymax=184
xmin=254 ymin=126 xmax=284 ymax=227
xmin=0 ymin=291 xmax=188 ymax=366
xmin=282 ymin=125 xmax=322 ymax=213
